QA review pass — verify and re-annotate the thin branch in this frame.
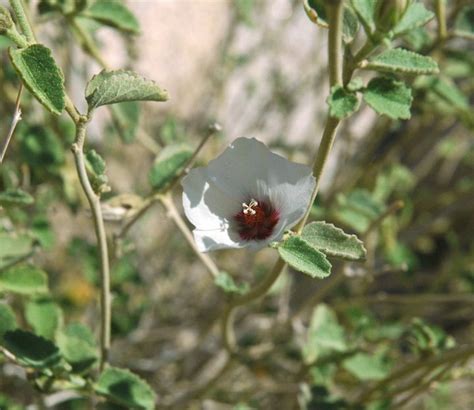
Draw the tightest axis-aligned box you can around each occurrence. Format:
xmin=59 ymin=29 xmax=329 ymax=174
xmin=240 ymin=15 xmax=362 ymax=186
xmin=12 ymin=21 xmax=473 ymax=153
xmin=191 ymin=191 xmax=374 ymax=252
xmin=0 ymin=83 xmax=23 ymax=163
xmin=159 ymin=194 xmax=220 ymax=279
xmin=8 ymin=0 xmax=35 ymax=43
xmin=71 ymin=120 xmax=111 ymax=371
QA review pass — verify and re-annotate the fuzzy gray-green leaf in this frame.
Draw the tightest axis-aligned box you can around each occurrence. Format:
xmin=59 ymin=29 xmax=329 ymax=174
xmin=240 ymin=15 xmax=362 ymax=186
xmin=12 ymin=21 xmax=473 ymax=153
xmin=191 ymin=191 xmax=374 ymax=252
xmin=25 ymin=299 xmax=62 ymax=340
xmin=95 ymin=367 xmax=156 ymax=410
xmin=149 ymin=144 xmax=192 ymax=191
xmin=2 ymin=329 xmax=61 ymax=368
xmin=9 ymin=44 xmax=65 ymax=115
xmin=392 ymin=2 xmax=434 ymax=36
xmin=82 ymin=0 xmax=140 ymax=34
xmin=86 ymin=69 xmax=168 ymax=110
xmin=0 ymin=265 xmax=49 ymax=295
xmin=278 ymin=236 xmax=332 ymax=279
xmin=327 ymin=86 xmax=360 ymax=119
xmin=364 ymin=48 xmax=439 ymax=74
xmin=0 ymin=189 xmax=34 ymax=207
xmin=0 ymin=303 xmax=17 ymax=340
xmin=302 ymin=221 xmax=367 ymax=261
xmin=363 ymin=77 xmax=412 ymax=120
xmin=454 ymin=5 xmax=474 ymax=39
xmin=351 ymin=0 xmax=377 ymax=34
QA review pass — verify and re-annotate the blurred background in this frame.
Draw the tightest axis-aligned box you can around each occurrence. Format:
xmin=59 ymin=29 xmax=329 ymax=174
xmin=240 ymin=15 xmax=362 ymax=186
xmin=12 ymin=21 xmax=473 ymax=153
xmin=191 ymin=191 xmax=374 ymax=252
xmin=1 ymin=0 xmax=473 ymax=409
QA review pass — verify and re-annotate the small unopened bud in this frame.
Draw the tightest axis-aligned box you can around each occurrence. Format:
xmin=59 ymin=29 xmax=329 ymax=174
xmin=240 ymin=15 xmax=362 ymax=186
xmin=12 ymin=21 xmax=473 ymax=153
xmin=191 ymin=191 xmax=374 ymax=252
xmin=375 ymin=0 xmax=410 ymax=33
xmin=0 ymin=6 xmax=13 ymax=34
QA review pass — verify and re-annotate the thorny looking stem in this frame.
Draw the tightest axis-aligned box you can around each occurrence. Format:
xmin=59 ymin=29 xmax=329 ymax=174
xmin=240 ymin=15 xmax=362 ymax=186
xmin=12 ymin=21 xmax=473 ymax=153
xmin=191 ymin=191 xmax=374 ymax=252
xmin=7 ymin=0 xmax=112 ymax=370
xmin=0 ymin=83 xmax=23 ymax=163
xmin=72 ymin=120 xmax=111 ymax=371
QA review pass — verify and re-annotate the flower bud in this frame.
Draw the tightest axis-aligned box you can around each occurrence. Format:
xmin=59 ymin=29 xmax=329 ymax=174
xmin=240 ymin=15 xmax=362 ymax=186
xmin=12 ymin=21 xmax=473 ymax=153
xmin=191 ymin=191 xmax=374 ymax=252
xmin=375 ymin=0 xmax=410 ymax=33
xmin=0 ymin=6 xmax=13 ymax=34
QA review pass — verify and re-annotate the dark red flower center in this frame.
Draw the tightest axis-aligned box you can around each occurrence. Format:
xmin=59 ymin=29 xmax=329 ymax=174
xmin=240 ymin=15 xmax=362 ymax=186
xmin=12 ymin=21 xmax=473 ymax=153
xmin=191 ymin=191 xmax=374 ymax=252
xmin=233 ymin=198 xmax=280 ymax=241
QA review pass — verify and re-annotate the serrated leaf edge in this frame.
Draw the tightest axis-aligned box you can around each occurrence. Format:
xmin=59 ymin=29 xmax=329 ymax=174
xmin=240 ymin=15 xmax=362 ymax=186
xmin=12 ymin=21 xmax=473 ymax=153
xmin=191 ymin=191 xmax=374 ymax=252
xmin=302 ymin=221 xmax=367 ymax=261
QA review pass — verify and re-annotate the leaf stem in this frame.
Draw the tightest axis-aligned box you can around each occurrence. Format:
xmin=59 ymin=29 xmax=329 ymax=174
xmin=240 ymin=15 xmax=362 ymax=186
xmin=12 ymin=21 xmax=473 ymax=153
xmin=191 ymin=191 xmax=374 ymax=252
xmin=8 ymin=0 xmax=35 ymax=43
xmin=72 ymin=119 xmax=111 ymax=371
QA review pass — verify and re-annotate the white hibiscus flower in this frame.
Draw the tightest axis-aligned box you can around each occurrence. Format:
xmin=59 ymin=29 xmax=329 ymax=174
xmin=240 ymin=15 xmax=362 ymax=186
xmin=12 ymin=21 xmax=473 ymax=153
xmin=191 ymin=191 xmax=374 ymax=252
xmin=182 ymin=137 xmax=315 ymax=252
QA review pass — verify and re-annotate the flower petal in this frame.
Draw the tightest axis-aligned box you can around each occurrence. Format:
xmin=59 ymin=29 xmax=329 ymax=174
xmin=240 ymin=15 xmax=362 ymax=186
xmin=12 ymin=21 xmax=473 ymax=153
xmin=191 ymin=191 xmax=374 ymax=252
xmin=193 ymin=228 xmax=244 ymax=252
xmin=182 ymin=167 xmax=241 ymax=230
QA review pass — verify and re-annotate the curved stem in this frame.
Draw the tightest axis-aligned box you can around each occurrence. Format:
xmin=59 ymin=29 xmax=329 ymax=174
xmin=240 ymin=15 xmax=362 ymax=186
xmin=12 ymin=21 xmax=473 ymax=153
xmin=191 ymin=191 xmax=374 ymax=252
xmin=72 ymin=120 xmax=111 ymax=371
xmin=222 ymin=257 xmax=286 ymax=353
xmin=327 ymin=0 xmax=344 ymax=87
xmin=8 ymin=0 xmax=35 ymax=43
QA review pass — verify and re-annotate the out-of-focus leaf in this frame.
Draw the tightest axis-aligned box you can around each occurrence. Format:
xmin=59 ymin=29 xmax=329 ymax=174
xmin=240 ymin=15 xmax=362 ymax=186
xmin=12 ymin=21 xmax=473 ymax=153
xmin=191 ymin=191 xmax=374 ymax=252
xmin=0 ymin=233 xmax=34 ymax=268
xmin=86 ymin=69 xmax=168 ymax=111
xmin=392 ymin=2 xmax=434 ymax=36
xmin=351 ymin=0 xmax=377 ymax=34
xmin=363 ymin=76 xmax=412 ymax=120
xmin=149 ymin=144 xmax=192 ymax=191
xmin=304 ymin=304 xmax=347 ymax=363
xmin=343 ymin=352 xmax=390 ymax=380
xmin=9 ymin=44 xmax=65 ymax=115
xmin=82 ymin=0 xmax=140 ymax=34
xmin=0 ymin=303 xmax=17 ymax=339
xmin=110 ymin=101 xmax=140 ymax=144
xmin=57 ymin=323 xmax=98 ymax=373
xmin=95 ymin=367 xmax=156 ymax=410
xmin=25 ymin=299 xmax=62 ymax=340
xmin=2 ymin=329 xmax=61 ymax=368
xmin=0 ymin=265 xmax=48 ymax=295
xmin=214 ymin=272 xmax=249 ymax=295
xmin=0 ymin=189 xmax=34 ymax=207
xmin=454 ymin=5 xmax=474 ymax=39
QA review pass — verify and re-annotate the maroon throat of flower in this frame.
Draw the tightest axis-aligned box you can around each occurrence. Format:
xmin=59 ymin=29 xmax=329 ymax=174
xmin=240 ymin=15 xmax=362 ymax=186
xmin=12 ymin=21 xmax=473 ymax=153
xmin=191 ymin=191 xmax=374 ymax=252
xmin=233 ymin=198 xmax=280 ymax=241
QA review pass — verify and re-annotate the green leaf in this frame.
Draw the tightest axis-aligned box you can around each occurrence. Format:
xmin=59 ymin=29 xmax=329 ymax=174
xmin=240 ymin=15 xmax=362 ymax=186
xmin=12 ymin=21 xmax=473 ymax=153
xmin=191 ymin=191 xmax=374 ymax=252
xmin=9 ymin=44 xmax=65 ymax=115
xmin=235 ymin=0 xmax=254 ymax=26
xmin=363 ymin=76 xmax=412 ymax=120
xmin=86 ymin=69 xmax=168 ymax=110
xmin=0 ymin=233 xmax=34 ymax=269
xmin=343 ymin=352 xmax=390 ymax=381
xmin=304 ymin=304 xmax=347 ymax=363
xmin=333 ymin=189 xmax=384 ymax=233
xmin=95 ymin=367 xmax=156 ymax=410
xmin=351 ymin=0 xmax=377 ymax=34
xmin=110 ymin=101 xmax=140 ymax=144
xmin=0 ymin=189 xmax=34 ymax=207
xmin=2 ymin=329 xmax=61 ymax=368
xmin=214 ymin=272 xmax=249 ymax=295
xmin=304 ymin=1 xmax=359 ymax=42
xmin=57 ymin=323 xmax=98 ymax=373
xmin=302 ymin=221 xmax=367 ymax=261
xmin=364 ymin=48 xmax=439 ymax=74
xmin=327 ymin=85 xmax=360 ymax=119
xmin=278 ymin=236 xmax=332 ymax=279
xmin=25 ymin=299 xmax=62 ymax=340
xmin=0 ymin=303 xmax=17 ymax=339
xmin=0 ymin=265 xmax=48 ymax=295
xmin=342 ymin=6 xmax=360 ymax=43
xmin=455 ymin=5 xmax=474 ymax=39
xmin=392 ymin=2 xmax=434 ymax=36
xmin=82 ymin=0 xmax=140 ymax=34
xmin=424 ymin=76 xmax=469 ymax=111
xmin=149 ymin=143 xmax=192 ymax=191
xmin=86 ymin=149 xmax=106 ymax=175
